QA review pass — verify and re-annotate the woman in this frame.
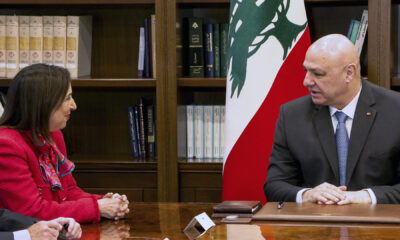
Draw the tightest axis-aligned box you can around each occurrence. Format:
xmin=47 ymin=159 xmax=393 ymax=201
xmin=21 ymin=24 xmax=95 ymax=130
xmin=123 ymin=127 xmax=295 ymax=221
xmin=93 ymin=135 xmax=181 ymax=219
xmin=0 ymin=64 xmax=129 ymax=223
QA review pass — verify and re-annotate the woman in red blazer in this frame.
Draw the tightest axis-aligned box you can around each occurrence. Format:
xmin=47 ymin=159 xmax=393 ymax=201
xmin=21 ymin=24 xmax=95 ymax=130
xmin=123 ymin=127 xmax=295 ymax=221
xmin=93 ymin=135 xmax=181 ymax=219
xmin=0 ymin=64 xmax=129 ymax=223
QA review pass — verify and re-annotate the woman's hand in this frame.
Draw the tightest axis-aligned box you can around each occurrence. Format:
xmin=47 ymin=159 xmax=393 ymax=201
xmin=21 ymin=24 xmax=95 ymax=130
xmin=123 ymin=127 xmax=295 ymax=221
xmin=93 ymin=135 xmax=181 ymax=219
xmin=99 ymin=193 xmax=130 ymax=220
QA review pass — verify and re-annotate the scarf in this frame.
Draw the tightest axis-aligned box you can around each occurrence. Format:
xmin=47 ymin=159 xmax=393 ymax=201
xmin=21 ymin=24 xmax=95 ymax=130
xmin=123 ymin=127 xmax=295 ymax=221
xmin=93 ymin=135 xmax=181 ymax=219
xmin=27 ymin=132 xmax=75 ymax=191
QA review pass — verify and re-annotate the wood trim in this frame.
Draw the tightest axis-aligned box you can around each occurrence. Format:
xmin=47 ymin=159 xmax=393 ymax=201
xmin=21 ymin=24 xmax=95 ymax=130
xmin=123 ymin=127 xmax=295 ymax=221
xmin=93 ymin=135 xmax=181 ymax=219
xmin=0 ymin=0 xmax=155 ymax=4
xmin=0 ymin=78 xmax=156 ymax=87
xmin=368 ymin=0 xmax=391 ymax=88
xmin=176 ymin=0 xmax=367 ymax=3
xmin=178 ymin=78 xmax=226 ymax=87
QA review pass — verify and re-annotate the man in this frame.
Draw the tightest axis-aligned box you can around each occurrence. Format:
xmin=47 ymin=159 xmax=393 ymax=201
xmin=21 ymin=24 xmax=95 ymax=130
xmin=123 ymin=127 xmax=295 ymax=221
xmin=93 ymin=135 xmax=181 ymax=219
xmin=0 ymin=209 xmax=81 ymax=240
xmin=264 ymin=34 xmax=400 ymax=204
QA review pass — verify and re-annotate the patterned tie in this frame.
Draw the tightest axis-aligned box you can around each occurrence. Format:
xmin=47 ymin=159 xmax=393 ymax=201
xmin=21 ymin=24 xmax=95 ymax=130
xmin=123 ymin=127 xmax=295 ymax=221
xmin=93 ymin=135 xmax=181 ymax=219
xmin=335 ymin=111 xmax=349 ymax=186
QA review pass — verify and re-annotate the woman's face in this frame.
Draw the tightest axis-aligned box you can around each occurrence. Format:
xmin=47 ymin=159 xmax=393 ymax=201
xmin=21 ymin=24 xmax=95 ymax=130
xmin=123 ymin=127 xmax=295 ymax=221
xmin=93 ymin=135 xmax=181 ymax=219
xmin=49 ymin=85 xmax=77 ymax=131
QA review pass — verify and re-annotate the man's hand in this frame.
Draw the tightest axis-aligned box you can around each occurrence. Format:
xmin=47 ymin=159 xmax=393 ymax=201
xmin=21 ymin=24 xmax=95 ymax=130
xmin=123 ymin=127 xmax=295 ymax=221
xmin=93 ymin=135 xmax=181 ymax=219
xmin=54 ymin=217 xmax=82 ymax=239
xmin=337 ymin=190 xmax=372 ymax=205
xmin=27 ymin=220 xmax=62 ymax=240
xmin=302 ymin=182 xmax=346 ymax=204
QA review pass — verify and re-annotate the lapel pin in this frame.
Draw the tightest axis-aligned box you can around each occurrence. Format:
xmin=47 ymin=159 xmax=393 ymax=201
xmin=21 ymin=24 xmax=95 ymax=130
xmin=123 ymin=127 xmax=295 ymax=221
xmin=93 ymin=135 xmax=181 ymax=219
xmin=366 ymin=112 xmax=372 ymax=116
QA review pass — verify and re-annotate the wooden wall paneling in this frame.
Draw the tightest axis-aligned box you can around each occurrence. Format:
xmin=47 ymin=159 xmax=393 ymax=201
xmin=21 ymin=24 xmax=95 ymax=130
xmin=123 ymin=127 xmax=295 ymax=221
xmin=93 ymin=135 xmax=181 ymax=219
xmin=368 ymin=0 xmax=391 ymax=87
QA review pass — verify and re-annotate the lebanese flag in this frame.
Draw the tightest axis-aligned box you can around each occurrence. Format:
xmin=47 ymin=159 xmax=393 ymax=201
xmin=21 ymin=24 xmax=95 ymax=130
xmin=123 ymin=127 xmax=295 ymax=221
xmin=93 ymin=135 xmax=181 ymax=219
xmin=223 ymin=0 xmax=310 ymax=203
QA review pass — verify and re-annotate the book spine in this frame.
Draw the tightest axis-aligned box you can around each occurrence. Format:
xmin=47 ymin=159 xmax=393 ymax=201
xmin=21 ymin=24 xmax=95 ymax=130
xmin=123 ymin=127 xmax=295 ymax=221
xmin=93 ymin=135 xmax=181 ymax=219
xmin=146 ymin=104 xmax=156 ymax=159
xmin=194 ymin=105 xmax=204 ymax=160
xmin=151 ymin=14 xmax=156 ymax=78
xmin=144 ymin=17 xmax=150 ymax=78
xmin=133 ymin=105 xmax=142 ymax=159
xmin=127 ymin=106 xmax=139 ymax=159
xmin=53 ymin=16 xmax=66 ymax=68
xmin=66 ymin=16 xmax=79 ymax=78
xmin=203 ymin=23 xmax=214 ymax=78
xmin=6 ymin=16 xmax=19 ymax=78
xmin=349 ymin=20 xmax=360 ymax=44
xmin=186 ymin=105 xmax=194 ymax=159
xmin=203 ymin=105 xmax=213 ymax=160
xmin=176 ymin=20 xmax=183 ymax=77
xmin=77 ymin=16 xmax=92 ymax=77
xmin=19 ymin=16 xmax=29 ymax=70
xmin=138 ymin=27 xmax=145 ymax=78
xmin=138 ymin=98 xmax=147 ymax=159
xmin=213 ymin=23 xmax=220 ymax=78
xmin=213 ymin=105 xmax=221 ymax=160
xmin=0 ymin=16 xmax=6 ymax=77
xmin=43 ymin=16 xmax=53 ymax=65
xmin=346 ymin=19 xmax=355 ymax=39
xmin=220 ymin=23 xmax=228 ymax=77
xmin=29 ymin=16 xmax=43 ymax=65
xmin=354 ymin=10 xmax=368 ymax=57
xmin=185 ymin=17 xmax=204 ymax=77
xmin=219 ymin=105 xmax=225 ymax=159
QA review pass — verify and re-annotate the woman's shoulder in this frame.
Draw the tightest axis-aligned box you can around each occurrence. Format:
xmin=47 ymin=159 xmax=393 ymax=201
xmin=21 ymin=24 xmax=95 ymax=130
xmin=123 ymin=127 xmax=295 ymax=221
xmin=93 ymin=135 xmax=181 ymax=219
xmin=0 ymin=127 xmax=24 ymax=141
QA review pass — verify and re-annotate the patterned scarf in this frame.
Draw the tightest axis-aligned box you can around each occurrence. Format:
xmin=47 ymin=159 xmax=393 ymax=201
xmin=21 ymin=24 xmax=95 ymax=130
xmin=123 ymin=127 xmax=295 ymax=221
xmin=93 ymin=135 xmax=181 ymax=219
xmin=27 ymin=132 xmax=75 ymax=191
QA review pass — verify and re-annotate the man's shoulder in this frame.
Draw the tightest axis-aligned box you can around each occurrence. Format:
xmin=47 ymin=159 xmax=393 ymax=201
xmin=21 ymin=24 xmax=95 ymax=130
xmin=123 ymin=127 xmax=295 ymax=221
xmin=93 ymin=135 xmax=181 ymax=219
xmin=282 ymin=94 xmax=314 ymax=111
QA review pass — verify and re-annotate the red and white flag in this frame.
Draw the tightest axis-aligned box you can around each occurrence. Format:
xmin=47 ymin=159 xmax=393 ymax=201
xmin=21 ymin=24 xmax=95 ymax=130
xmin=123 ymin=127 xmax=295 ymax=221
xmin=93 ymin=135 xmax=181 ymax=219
xmin=223 ymin=0 xmax=310 ymax=203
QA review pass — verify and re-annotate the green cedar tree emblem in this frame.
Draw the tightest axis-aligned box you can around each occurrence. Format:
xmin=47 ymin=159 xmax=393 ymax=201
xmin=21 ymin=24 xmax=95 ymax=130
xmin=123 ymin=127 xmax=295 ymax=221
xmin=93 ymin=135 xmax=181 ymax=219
xmin=227 ymin=0 xmax=307 ymax=98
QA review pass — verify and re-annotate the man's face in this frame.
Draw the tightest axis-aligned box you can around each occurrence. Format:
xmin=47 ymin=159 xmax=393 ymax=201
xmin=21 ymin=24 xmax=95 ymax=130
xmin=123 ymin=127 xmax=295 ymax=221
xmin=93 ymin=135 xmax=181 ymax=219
xmin=302 ymin=49 xmax=348 ymax=109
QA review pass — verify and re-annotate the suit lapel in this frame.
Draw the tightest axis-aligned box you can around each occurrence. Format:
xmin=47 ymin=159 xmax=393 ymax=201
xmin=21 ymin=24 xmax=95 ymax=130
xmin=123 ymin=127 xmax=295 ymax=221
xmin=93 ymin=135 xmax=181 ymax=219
xmin=346 ymin=81 xmax=376 ymax=185
xmin=313 ymin=105 xmax=339 ymax=182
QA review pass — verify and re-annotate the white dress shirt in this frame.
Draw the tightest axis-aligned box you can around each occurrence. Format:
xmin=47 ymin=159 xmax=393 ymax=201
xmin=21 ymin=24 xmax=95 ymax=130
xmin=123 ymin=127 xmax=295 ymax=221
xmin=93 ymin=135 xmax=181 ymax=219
xmin=296 ymin=87 xmax=377 ymax=204
xmin=13 ymin=229 xmax=31 ymax=240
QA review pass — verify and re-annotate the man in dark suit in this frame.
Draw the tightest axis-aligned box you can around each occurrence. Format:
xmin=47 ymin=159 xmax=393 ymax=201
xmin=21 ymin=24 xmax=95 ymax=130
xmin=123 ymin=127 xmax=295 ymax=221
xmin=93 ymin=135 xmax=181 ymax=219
xmin=0 ymin=209 xmax=81 ymax=240
xmin=264 ymin=34 xmax=400 ymax=204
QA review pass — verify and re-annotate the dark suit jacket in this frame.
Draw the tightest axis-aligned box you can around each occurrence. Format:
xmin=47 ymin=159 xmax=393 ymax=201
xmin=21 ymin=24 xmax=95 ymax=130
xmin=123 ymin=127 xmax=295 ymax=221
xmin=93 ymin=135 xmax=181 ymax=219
xmin=264 ymin=80 xmax=400 ymax=203
xmin=0 ymin=209 xmax=38 ymax=240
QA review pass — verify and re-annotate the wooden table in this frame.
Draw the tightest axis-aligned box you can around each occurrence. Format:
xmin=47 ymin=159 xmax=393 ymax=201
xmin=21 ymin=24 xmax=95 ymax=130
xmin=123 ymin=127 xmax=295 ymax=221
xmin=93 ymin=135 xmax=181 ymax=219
xmin=80 ymin=202 xmax=400 ymax=240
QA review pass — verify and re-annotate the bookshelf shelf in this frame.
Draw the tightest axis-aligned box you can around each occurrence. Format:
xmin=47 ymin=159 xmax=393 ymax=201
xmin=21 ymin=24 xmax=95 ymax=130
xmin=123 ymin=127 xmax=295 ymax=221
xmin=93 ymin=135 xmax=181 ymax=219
xmin=73 ymin=160 xmax=157 ymax=171
xmin=179 ymin=161 xmax=222 ymax=172
xmin=72 ymin=78 xmax=156 ymax=87
xmin=0 ymin=0 xmax=155 ymax=4
xmin=178 ymin=78 xmax=226 ymax=87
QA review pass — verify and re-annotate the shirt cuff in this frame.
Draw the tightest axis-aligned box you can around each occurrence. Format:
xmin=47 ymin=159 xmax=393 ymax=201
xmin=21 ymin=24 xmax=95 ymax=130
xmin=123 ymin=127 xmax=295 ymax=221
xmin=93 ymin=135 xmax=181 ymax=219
xmin=14 ymin=229 xmax=31 ymax=240
xmin=364 ymin=188 xmax=377 ymax=204
xmin=296 ymin=188 xmax=311 ymax=203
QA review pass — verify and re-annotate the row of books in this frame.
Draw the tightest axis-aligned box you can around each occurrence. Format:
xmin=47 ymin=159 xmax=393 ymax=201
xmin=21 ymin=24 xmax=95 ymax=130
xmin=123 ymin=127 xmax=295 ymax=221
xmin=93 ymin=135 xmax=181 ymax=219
xmin=127 ymin=98 xmax=156 ymax=160
xmin=138 ymin=15 xmax=156 ymax=79
xmin=346 ymin=9 xmax=368 ymax=56
xmin=0 ymin=15 xmax=92 ymax=79
xmin=183 ymin=17 xmax=228 ymax=78
xmin=185 ymin=105 xmax=225 ymax=162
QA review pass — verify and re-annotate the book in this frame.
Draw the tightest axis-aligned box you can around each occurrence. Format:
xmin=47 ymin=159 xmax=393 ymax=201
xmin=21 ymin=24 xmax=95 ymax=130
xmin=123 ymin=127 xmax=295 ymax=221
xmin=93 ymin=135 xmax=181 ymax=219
xmin=219 ymin=105 xmax=225 ymax=159
xmin=6 ymin=16 xmax=19 ymax=78
xmin=0 ymin=98 xmax=3 ymax=117
xmin=0 ymin=91 xmax=5 ymax=117
xmin=138 ymin=98 xmax=147 ymax=159
xmin=213 ymin=201 xmax=261 ymax=213
xmin=53 ymin=16 xmax=67 ymax=68
xmin=212 ymin=105 xmax=221 ymax=159
xmin=186 ymin=105 xmax=194 ymax=159
xmin=127 ymin=106 xmax=140 ymax=159
xmin=146 ymin=104 xmax=156 ymax=159
xmin=133 ymin=105 xmax=142 ymax=159
xmin=203 ymin=105 xmax=213 ymax=160
xmin=0 ymin=16 xmax=6 ymax=77
xmin=346 ymin=19 xmax=355 ymax=39
xmin=220 ymin=23 xmax=228 ymax=77
xmin=354 ymin=10 xmax=368 ymax=57
xmin=184 ymin=17 xmax=204 ymax=77
xmin=151 ymin=14 xmax=156 ymax=78
xmin=213 ymin=23 xmax=220 ymax=78
xmin=66 ymin=16 xmax=92 ymax=78
xmin=194 ymin=105 xmax=204 ymax=160
xmin=29 ymin=16 xmax=43 ymax=65
xmin=176 ymin=20 xmax=183 ymax=77
xmin=19 ymin=16 xmax=29 ymax=69
xmin=137 ymin=27 xmax=145 ymax=78
xmin=143 ymin=17 xmax=150 ymax=78
xmin=203 ymin=23 xmax=214 ymax=78
xmin=42 ymin=16 xmax=53 ymax=65
xmin=349 ymin=19 xmax=360 ymax=44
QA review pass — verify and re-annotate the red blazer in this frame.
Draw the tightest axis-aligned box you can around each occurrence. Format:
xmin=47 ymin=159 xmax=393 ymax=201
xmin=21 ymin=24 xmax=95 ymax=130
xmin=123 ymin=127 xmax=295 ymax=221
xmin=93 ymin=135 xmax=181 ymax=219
xmin=0 ymin=128 xmax=102 ymax=223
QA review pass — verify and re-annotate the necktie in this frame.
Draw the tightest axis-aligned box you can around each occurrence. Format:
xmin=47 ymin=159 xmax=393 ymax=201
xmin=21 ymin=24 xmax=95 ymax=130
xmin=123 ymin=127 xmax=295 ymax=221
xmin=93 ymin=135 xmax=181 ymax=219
xmin=335 ymin=111 xmax=349 ymax=186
